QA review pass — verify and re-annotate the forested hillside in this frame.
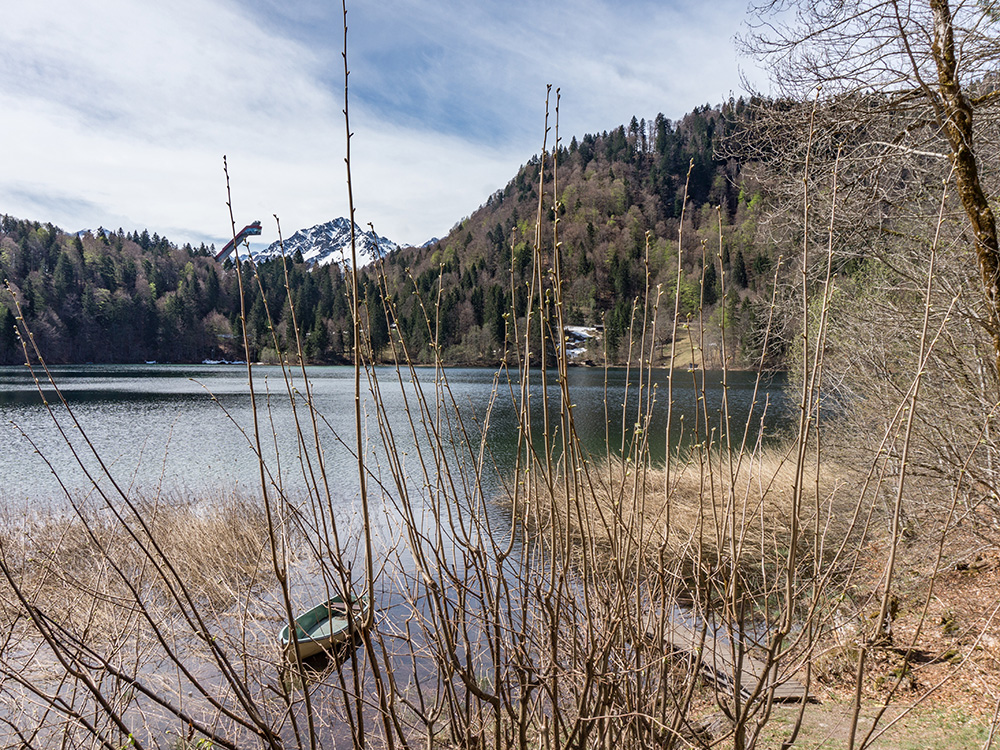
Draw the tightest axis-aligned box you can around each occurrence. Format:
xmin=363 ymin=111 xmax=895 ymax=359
xmin=363 ymin=101 xmax=780 ymax=366
xmin=1 ymin=101 xmax=782 ymax=367
xmin=0 ymin=219 xmax=354 ymax=365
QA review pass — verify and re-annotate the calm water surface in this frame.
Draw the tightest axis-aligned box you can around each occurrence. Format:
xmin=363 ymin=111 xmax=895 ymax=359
xmin=0 ymin=364 xmax=790 ymax=508
xmin=0 ymin=363 xmax=792 ymax=744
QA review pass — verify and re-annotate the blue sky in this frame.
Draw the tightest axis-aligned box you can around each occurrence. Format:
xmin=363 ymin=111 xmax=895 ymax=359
xmin=0 ymin=0 xmax=759 ymax=250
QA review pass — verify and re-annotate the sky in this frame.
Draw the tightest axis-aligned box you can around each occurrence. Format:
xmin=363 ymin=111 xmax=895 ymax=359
xmin=0 ymin=0 xmax=762 ymax=251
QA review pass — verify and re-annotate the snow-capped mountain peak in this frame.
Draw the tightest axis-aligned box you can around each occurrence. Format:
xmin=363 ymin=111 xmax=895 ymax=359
xmin=76 ymin=227 xmax=114 ymax=238
xmin=252 ymin=218 xmax=397 ymax=267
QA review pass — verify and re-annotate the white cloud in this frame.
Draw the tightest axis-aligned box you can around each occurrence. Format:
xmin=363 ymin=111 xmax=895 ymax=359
xmin=349 ymin=115 xmax=526 ymax=244
xmin=0 ymin=0 xmax=758 ymax=250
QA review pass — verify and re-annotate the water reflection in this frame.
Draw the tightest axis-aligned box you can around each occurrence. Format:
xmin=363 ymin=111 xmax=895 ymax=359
xmin=0 ymin=364 xmax=789 ymax=507
xmin=0 ymin=363 xmax=794 ymax=746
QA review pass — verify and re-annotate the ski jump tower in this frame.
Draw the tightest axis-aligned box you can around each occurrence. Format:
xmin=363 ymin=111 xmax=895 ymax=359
xmin=215 ymin=221 xmax=262 ymax=262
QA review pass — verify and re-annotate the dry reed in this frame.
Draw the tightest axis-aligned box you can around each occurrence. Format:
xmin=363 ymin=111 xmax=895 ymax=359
xmin=518 ymin=446 xmax=856 ymax=591
xmin=0 ymin=493 xmax=273 ymax=639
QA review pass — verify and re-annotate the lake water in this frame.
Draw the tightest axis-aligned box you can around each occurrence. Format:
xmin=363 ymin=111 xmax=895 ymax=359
xmin=0 ymin=362 xmax=794 ymax=745
xmin=0 ymin=364 xmax=790 ymax=509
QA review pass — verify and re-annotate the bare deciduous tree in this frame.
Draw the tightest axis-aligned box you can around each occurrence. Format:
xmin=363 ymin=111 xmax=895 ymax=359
xmin=741 ymin=0 xmax=1000 ymax=369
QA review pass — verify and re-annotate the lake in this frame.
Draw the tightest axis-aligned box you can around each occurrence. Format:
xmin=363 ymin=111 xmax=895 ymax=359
xmin=0 ymin=363 xmax=790 ymax=510
xmin=0 ymin=362 xmax=794 ymax=746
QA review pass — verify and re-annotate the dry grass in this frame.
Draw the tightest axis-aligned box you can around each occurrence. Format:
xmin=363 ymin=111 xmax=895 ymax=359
xmin=521 ymin=444 xmax=858 ymax=592
xmin=0 ymin=493 xmax=274 ymax=641
xmin=0 ymin=492 xmax=305 ymax=749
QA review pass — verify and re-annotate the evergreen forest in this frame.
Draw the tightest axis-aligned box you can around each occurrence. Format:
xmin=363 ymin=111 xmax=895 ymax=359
xmin=0 ymin=102 xmax=779 ymax=368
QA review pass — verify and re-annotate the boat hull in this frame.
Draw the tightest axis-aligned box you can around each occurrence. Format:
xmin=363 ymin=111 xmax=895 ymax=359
xmin=279 ymin=593 xmax=369 ymax=660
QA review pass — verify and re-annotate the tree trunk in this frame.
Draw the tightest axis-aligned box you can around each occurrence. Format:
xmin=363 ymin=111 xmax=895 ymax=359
xmin=929 ymin=0 xmax=1000 ymax=372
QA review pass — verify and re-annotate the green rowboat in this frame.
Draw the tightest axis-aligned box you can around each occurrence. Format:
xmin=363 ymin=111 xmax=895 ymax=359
xmin=280 ymin=593 xmax=370 ymax=659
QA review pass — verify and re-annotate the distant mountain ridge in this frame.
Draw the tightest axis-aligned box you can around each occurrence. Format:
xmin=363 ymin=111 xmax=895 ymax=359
xmin=252 ymin=218 xmax=398 ymax=267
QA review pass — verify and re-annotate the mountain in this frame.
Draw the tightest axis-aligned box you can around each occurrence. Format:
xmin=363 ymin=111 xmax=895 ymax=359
xmin=0 ymin=101 xmax=771 ymax=368
xmin=252 ymin=218 xmax=397 ymax=267
xmin=76 ymin=227 xmax=114 ymax=238
xmin=371 ymin=103 xmax=775 ymax=366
